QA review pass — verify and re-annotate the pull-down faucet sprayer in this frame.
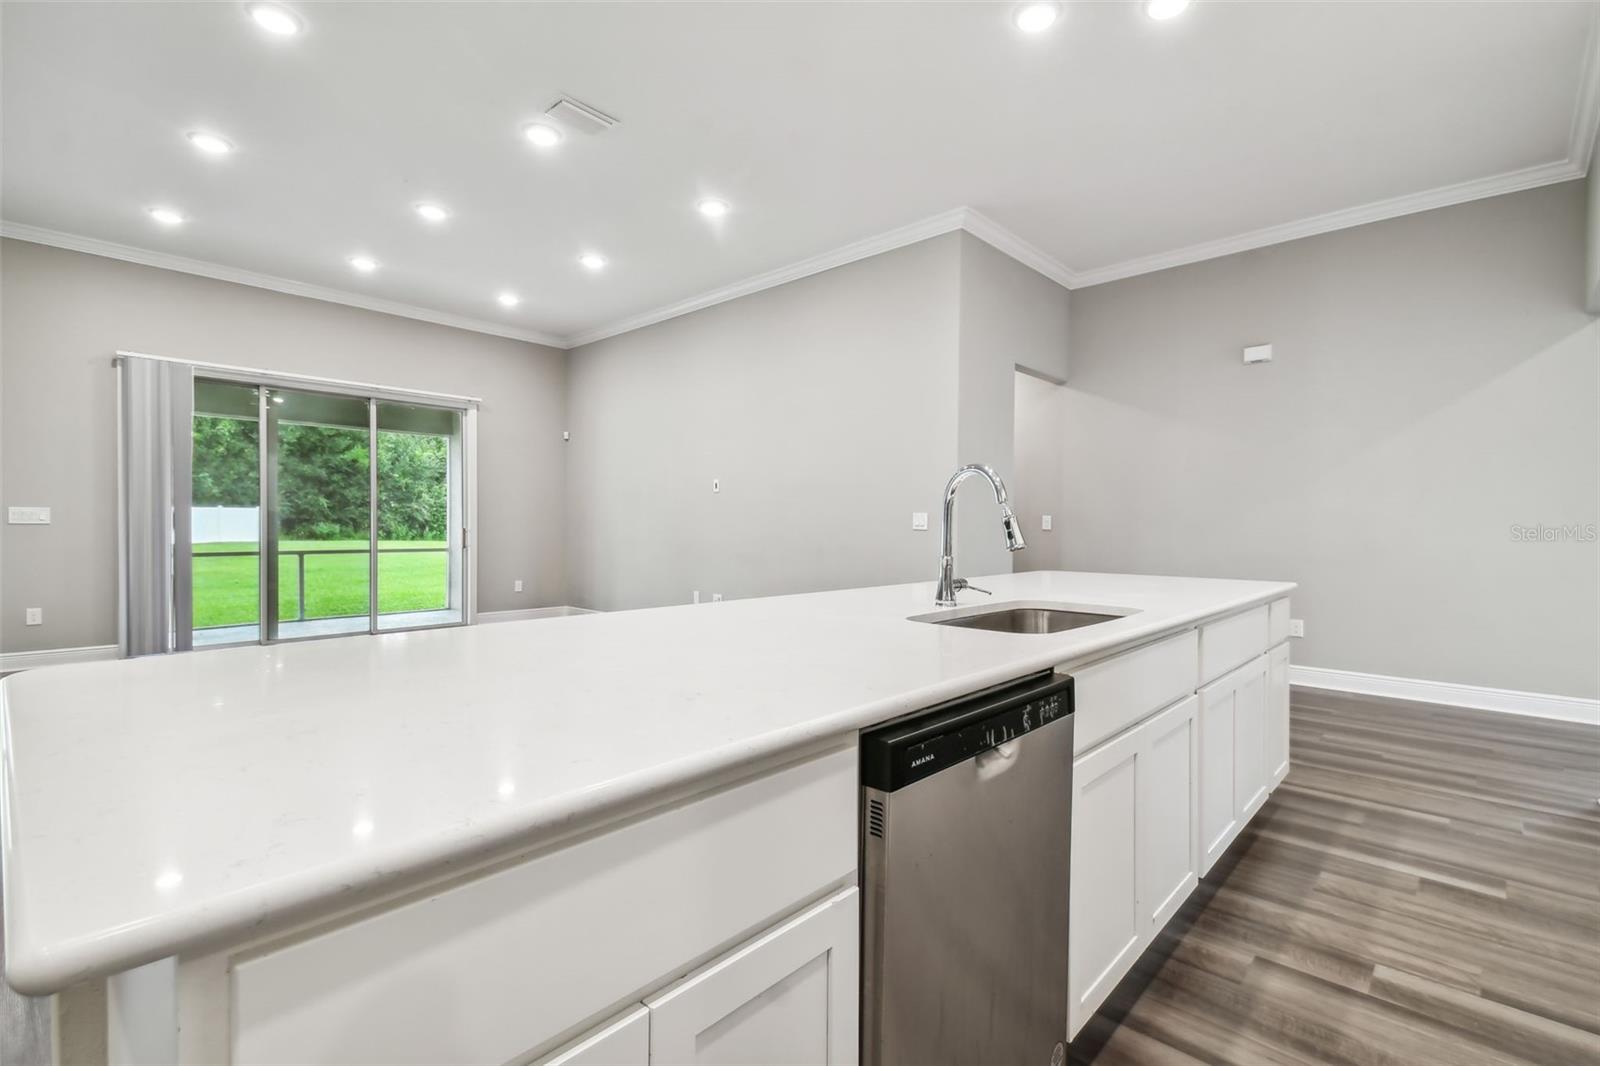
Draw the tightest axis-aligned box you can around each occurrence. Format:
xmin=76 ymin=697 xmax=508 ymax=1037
xmin=935 ymin=464 xmax=1026 ymax=607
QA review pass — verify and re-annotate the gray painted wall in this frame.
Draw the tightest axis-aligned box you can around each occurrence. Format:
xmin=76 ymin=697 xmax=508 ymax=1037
xmin=1059 ymin=180 xmax=1598 ymax=699
xmin=1587 ymin=147 xmax=1600 ymax=312
xmin=565 ymin=234 xmax=963 ymax=610
xmin=1010 ymin=370 xmax=1066 ymax=573
xmin=953 ymin=233 xmax=1071 ymax=578
xmin=0 ymin=239 xmax=568 ymax=654
xmin=563 ymin=231 xmax=1072 ymax=611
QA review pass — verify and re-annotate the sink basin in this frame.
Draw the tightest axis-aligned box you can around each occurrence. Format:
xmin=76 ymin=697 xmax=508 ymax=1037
xmin=908 ymin=600 xmax=1135 ymax=634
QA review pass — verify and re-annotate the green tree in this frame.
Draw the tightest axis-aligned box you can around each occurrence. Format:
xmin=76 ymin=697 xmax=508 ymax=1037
xmin=191 ymin=416 xmax=450 ymax=541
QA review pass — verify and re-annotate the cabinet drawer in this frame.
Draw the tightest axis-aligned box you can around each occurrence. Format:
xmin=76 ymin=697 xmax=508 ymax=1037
xmin=1268 ymin=597 xmax=1291 ymax=646
xmin=1199 ymin=606 xmax=1269 ymax=684
xmin=645 ymin=885 xmax=858 ymax=1066
xmin=1072 ymin=630 xmax=1199 ymax=754
xmin=231 ymin=746 xmax=857 ymax=1066
xmin=536 ymin=1006 xmax=648 ymax=1066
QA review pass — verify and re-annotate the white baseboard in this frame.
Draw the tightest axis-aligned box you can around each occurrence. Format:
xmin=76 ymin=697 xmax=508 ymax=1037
xmin=478 ymin=606 xmax=598 ymax=624
xmin=0 ymin=644 xmax=120 ymax=673
xmin=1291 ymin=665 xmax=1600 ymax=726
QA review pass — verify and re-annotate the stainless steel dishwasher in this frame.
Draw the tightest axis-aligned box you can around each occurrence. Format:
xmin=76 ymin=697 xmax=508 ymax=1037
xmin=860 ymin=670 xmax=1074 ymax=1066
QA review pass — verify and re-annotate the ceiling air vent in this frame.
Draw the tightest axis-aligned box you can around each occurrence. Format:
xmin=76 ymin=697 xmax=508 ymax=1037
xmin=545 ymin=95 xmax=618 ymax=136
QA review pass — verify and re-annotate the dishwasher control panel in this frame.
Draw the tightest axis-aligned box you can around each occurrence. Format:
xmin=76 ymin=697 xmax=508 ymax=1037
xmin=861 ymin=672 xmax=1074 ymax=791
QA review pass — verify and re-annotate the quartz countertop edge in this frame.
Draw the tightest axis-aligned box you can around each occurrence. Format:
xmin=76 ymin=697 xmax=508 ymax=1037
xmin=1 ymin=570 xmax=1295 ymax=994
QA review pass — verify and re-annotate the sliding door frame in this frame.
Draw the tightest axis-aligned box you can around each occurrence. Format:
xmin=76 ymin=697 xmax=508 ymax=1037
xmin=164 ymin=353 xmax=478 ymax=648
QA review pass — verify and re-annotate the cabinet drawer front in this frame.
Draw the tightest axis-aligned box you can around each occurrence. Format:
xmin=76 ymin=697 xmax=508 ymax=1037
xmin=231 ymin=747 xmax=857 ymax=1066
xmin=537 ymin=1006 xmax=649 ymax=1066
xmin=1072 ymin=630 xmax=1199 ymax=754
xmin=1268 ymin=597 xmax=1291 ymax=646
xmin=645 ymin=885 xmax=858 ymax=1066
xmin=1199 ymin=606 xmax=1269 ymax=684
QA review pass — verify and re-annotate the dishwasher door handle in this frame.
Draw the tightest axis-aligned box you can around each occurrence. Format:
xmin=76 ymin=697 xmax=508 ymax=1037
xmin=974 ymin=739 xmax=1020 ymax=780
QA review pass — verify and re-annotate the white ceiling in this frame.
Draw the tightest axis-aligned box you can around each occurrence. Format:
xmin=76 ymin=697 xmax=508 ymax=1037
xmin=2 ymin=2 xmax=1595 ymax=348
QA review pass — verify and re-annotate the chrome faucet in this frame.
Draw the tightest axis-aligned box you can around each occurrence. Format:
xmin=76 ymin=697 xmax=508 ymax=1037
xmin=936 ymin=464 xmax=1026 ymax=606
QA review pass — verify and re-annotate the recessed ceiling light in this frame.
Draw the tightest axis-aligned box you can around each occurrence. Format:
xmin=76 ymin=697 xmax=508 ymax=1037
xmin=523 ymin=123 xmax=563 ymax=148
xmin=696 ymin=198 xmax=730 ymax=218
xmin=414 ymin=202 xmax=450 ymax=223
xmin=578 ymin=253 xmax=607 ymax=271
xmin=147 ymin=206 xmax=185 ymax=226
xmin=246 ymin=3 xmax=301 ymax=36
xmin=1144 ymin=0 xmax=1190 ymax=19
xmin=1014 ymin=2 xmax=1060 ymax=33
xmin=348 ymin=255 xmax=378 ymax=273
xmin=186 ymin=131 xmax=233 ymax=156
xmin=496 ymin=291 xmax=521 ymax=308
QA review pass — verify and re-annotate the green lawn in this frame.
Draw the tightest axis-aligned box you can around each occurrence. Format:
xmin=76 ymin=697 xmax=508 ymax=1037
xmin=193 ymin=540 xmax=448 ymax=629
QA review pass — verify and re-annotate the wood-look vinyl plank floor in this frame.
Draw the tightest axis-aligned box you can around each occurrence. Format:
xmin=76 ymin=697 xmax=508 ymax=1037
xmin=1074 ymin=687 xmax=1600 ymax=1066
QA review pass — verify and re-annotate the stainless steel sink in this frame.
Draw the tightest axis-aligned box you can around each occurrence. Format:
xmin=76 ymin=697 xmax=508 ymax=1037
xmin=908 ymin=600 xmax=1134 ymax=634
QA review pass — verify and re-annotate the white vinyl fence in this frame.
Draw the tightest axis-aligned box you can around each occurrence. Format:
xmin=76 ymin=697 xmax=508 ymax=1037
xmin=192 ymin=505 xmax=260 ymax=544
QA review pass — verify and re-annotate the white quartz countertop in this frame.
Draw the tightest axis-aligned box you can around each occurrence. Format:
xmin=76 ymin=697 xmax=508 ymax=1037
xmin=1 ymin=570 xmax=1292 ymax=994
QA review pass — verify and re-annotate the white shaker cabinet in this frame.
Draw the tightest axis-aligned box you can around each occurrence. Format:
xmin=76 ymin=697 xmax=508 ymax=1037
xmin=1198 ymin=653 xmax=1270 ymax=875
xmin=645 ymin=886 xmax=859 ymax=1066
xmin=1068 ymin=695 xmax=1198 ymax=1038
xmin=1267 ymin=641 xmax=1291 ymax=787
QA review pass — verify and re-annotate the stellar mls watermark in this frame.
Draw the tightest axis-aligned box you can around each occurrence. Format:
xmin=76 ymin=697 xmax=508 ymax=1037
xmin=1509 ymin=523 xmax=1597 ymax=543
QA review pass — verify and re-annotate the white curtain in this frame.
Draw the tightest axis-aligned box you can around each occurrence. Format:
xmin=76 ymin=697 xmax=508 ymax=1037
xmin=117 ymin=356 xmax=193 ymax=656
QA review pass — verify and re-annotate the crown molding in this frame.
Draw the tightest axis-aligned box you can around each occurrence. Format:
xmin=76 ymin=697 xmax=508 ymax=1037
xmin=1068 ymin=158 xmax=1585 ymax=289
xmin=0 ymin=222 xmax=568 ymax=349
xmin=957 ymin=208 xmax=1080 ymax=288
xmin=1571 ymin=3 xmax=1600 ymax=171
xmin=564 ymin=208 xmax=972 ymax=348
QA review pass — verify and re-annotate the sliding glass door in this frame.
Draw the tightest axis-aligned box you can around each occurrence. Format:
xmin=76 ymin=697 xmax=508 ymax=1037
xmin=264 ymin=387 xmax=372 ymax=641
xmin=191 ymin=379 xmax=263 ymax=646
xmin=188 ymin=375 xmax=468 ymax=648
xmin=375 ymin=402 xmax=464 ymax=631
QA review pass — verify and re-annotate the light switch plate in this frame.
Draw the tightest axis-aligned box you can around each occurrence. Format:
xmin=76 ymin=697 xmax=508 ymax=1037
xmin=1041 ymin=515 xmax=1053 ymax=531
xmin=8 ymin=506 xmax=50 ymax=525
xmin=911 ymin=512 xmax=928 ymax=531
xmin=513 ymin=579 xmax=524 ymax=593
xmin=25 ymin=608 xmax=42 ymax=626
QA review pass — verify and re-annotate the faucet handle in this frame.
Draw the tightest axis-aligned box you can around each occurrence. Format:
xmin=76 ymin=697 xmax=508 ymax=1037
xmin=952 ymin=579 xmax=991 ymax=596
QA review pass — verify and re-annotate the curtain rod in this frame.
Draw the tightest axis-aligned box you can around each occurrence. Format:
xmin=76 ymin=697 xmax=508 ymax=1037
xmin=113 ymin=350 xmax=483 ymax=406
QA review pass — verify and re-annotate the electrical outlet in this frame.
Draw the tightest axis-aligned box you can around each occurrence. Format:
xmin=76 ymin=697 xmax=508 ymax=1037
xmin=711 ymin=593 xmax=723 ymax=603
xmin=911 ymin=512 xmax=928 ymax=531
xmin=513 ymin=579 xmax=524 ymax=593
xmin=25 ymin=607 xmax=42 ymax=626
xmin=1289 ymin=619 xmax=1305 ymax=638
xmin=1041 ymin=514 xmax=1053 ymax=531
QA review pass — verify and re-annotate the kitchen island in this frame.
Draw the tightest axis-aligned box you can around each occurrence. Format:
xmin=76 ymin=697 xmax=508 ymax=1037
xmin=2 ymin=569 xmax=1294 ymax=1064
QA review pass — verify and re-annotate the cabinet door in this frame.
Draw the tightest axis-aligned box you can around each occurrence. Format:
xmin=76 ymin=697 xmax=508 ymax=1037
xmin=538 ymin=1006 xmax=649 ymax=1066
xmin=1069 ymin=727 xmax=1142 ymax=1038
xmin=1267 ymin=643 xmax=1291 ymax=787
xmin=1234 ymin=657 xmax=1269 ymax=821
xmin=1137 ymin=696 xmax=1198 ymax=936
xmin=1199 ymin=655 xmax=1270 ymax=874
xmin=645 ymin=886 xmax=857 ymax=1066
xmin=1197 ymin=676 xmax=1239 ymax=876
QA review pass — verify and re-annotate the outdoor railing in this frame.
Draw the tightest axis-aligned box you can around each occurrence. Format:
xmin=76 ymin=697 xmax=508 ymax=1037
xmin=193 ymin=546 xmax=447 ymax=628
